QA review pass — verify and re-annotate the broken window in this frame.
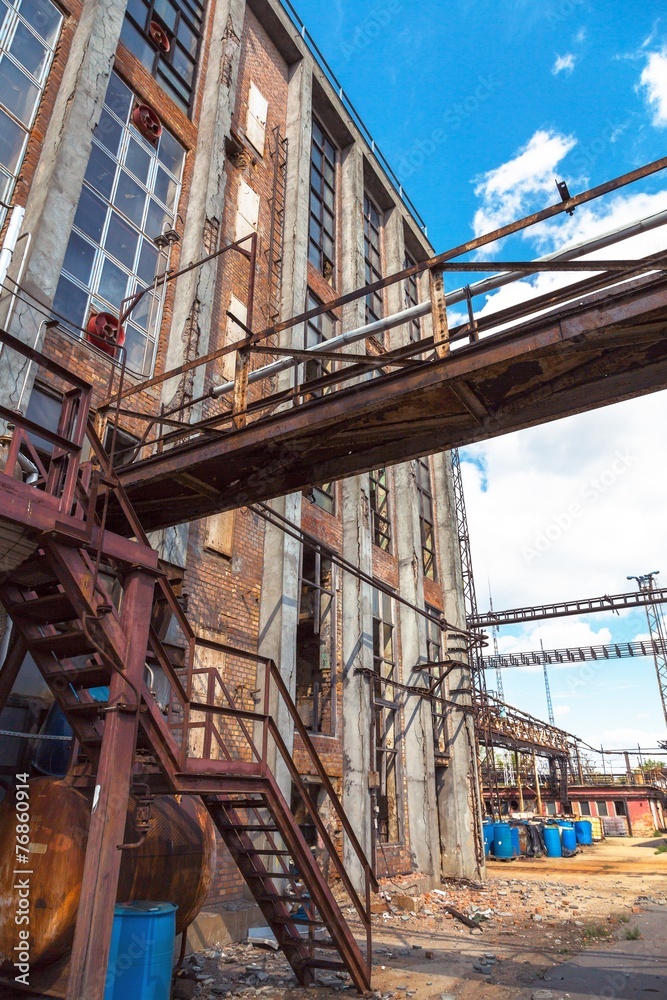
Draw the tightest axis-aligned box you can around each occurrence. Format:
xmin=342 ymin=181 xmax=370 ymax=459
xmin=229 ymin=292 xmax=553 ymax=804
xmin=120 ymin=0 xmax=204 ymax=115
xmin=372 ymin=588 xmax=401 ymax=844
xmin=369 ymin=468 xmax=391 ymax=552
xmin=309 ymin=118 xmax=336 ymax=278
xmin=415 ymin=457 xmax=437 ymax=580
xmin=303 ymin=289 xmax=337 ymax=391
xmin=0 ymin=0 xmax=62 ymax=229
xmin=296 ymin=545 xmax=335 ymax=735
xmin=53 ymin=71 xmax=185 ymax=376
xmin=364 ymin=194 xmax=383 ymax=324
xmin=403 ymin=252 xmax=421 ymax=344
xmin=578 ymin=800 xmax=591 ymax=816
xmin=613 ymin=799 xmax=627 ymax=816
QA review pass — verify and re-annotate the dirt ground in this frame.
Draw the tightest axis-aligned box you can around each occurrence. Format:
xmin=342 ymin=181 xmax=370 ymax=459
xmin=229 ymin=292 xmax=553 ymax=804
xmin=3 ymin=835 xmax=666 ymax=999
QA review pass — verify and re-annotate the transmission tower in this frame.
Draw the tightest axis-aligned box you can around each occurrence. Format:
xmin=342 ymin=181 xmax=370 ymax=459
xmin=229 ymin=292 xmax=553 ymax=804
xmin=488 ymin=585 xmax=504 ymax=701
xmin=539 ymin=635 xmax=555 ymax=725
xmin=628 ymin=571 xmax=667 ymax=728
xmin=451 ymin=449 xmax=487 ymax=697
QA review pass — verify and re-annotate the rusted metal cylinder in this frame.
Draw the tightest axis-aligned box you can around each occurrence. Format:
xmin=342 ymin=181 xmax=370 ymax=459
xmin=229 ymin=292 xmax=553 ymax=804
xmin=0 ymin=778 xmax=216 ymax=970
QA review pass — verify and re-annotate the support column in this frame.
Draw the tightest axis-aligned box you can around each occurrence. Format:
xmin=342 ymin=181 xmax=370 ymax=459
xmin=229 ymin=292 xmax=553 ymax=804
xmin=339 ymin=142 xmax=374 ymax=885
xmin=66 ymin=569 xmax=155 ymax=1000
xmin=257 ymin=60 xmax=312 ymax=799
xmin=533 ymin=751 xmax=543 ymax=815
xmin=0 ymin=0 xmax=127 ymax=405
xmin=432 ymin=451 xmax=485 ymax=879
xmin=384 ymin=207 xmax=440 ymax=880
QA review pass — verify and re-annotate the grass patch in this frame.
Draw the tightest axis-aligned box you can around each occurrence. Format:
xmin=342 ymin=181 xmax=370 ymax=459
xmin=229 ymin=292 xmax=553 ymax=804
xmin=625 ymin=927 xmax=641 ymax=940
xmin=654 ymin=843 xmax=667 ymax=855
xmin=583 ymin=924 xmax=612 ymax=941
xmin=618 ymin=914 xmax=630 ymax=924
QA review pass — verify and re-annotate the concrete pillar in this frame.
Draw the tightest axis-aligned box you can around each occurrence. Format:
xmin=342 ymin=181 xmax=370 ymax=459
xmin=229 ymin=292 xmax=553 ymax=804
xmin=384 ymin=207 xmax=440 ymax=879
xmin=339 ymin=142 xmax=374 ymax=884
xmin=257 ymin=59 xmax=312 ymax=799
xmin=0 ymin=0 xmax=127 ymax=407
xmin=149 ymin=0 xmax=247 ymax=569
xmin=432 ymin=450 xmax=485 ymax=880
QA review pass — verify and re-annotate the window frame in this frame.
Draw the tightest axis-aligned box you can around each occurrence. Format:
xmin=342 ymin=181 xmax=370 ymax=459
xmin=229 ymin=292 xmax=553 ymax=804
xmin=302 ymin=289 xmax=337 ymax=392
xmin=403 ymin=251 xmax=421 ymax=344
xmin=363 ymin=193 xmax=383 ymax=324
xmin=120 ymin=0 xmax=204 ymax=115
xmin=416 ymin=456 xmax=437 ymax=580
xmin=296 ymin=543 xmax=336 ymax=736
xmin=372 ymin=587 xmax=402 ymax=845
xmin=0 ymin=0 xmax=63 ymax=229
xmin=308 ymin=117 xmax=336 ymax=278
xmin=369 ymin=467 xmax=392 ymax=553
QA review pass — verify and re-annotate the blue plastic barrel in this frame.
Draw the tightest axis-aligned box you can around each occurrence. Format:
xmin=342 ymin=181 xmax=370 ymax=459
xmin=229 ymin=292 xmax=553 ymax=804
xmin=483 ymin=820 xmax=494 ymax=856
xmin=575 ymin=820 xmax=593 ymax=845
xmin=543 ymin=825 xmax=562 ymax=858
xmin=510 ymin=826 xmax=521 ymax=857
xmin=493 ymin=822 xmax=513 ymax=859
xmin=561 ymin=826 xmax=577 ymax=853
xmin=105 ymin=902 xmax=177 ymax=1000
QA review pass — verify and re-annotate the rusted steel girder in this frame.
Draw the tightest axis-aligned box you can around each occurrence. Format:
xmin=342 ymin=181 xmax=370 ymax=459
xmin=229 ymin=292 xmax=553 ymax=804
xmin=105 ymin=270 xmax=667 ymax=532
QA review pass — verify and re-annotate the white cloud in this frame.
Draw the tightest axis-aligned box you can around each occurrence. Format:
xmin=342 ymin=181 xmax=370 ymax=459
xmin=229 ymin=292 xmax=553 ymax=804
xmin=472 ymin=129 xmax=577 ymax=239
xmin=553 ymin=53 xmax=576 ymax=75
xmin=554 ymin=704 xmax=571 ymax=717
xmin=639 ymin=47 xmax=667 ymax=125
xmin=575 ymin=28 xmax=587 ymax=44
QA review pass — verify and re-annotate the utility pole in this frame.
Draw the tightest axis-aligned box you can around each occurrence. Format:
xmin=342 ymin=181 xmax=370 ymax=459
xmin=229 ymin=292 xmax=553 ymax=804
xmin=628 ymin=571 xmax=667 ymax=728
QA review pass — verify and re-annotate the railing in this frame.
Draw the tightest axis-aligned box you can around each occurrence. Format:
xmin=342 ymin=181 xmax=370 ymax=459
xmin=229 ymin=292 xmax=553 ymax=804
xmin=177 ymin=636 xmax=376 ymax=975
xmin=0 ymin=328 xmax=92 ymax=516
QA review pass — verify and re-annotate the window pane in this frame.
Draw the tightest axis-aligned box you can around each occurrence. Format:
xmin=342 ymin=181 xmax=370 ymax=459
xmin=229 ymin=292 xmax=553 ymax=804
xmin=124 ymin=137 xmax=151 ymax=184
xmin=119 ymin=19 xmax=155 ymax=73
xmin=126 ymin=0 xmax=148 ymax=26
xmin=131 ymin=290 xmax=156 ymax=331
xmin=137 ymin=240 xmax=158 ymax=284
xmin=20 ymin=0 xmax=61 ymax=46
xmin=73 ymin=186 xmax=107 ymax=242
xmin=0 ymin=106 xmax=25 ymax=172
xmin=157 ymin=129 xmax=184 ymax=176
xmin=154 ymin=0 xmax=178 ymax=32
xmin=94 ymin=109 xmax=123 ymax=157
xmin=104 ymin=71 xmax=133 ymax=124
xmin=0 ymin=55 xmax=39 ymax=125
xmin=145 ymin=197 xmax=170 ymax=239
xmin=9 ymin=22 xmax=48 ymax=79
xmin=85 ymin=144 xmax=116 ymax=199
xmin=177 ymin=20 xmax=197 ymax=57
xmin=62 ymin=231 xmax=95 ymax=285
xmin=53 ymin=276 xmax=88 ymax=330
xmin=104 ymin=212 xmax=139 ymax=269
xmin=98 ymin=256 xmax=129 ymax=304
xmin=171 ymin=44 xmax=195 ymax=86
xmin=123 ymin=323 xmax=148 ymax=373
xmin=153 ymin=165 xmax=177 ymax=209
xmin=113 ymin=169 xmax=146 ymax=226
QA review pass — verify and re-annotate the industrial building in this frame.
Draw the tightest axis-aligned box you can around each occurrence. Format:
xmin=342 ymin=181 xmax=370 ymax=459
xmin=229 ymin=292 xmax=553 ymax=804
xmin=0 ymin=1 xmax=666 ymax=997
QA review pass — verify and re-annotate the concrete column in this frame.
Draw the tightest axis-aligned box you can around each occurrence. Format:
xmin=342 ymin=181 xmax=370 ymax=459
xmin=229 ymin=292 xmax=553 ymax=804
xmin=338 ymin=142 xmax=374 ymax=884
xmin=257 ymin=59 xmax=311 ymax=798
xmin=161 ymin=0 xmax=247 ymax=413
xmin=384 ymin=207 xmax=440 ymax=878
xmin=0 ymin=0 xmax=127 ymax=406
xmin=432 ymin=450 xmax=485 ymax=880
xmin=150 ymin=0 xmax=246 ymax=568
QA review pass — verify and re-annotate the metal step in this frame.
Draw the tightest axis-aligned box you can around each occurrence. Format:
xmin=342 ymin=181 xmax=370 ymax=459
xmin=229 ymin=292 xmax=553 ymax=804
xmin=8 ymin=591 xmax=76 ymax=624
xmin=236 ymin=848 xmax=292 ymax=857
xmin=302 ymin=959 xmax=348 ymax=972
xmin=30 ymin=631 xmax=95 ymax=658
xmin=218 ymin=823 xmax=279 ymax=833
xmin=273 ymin=916 xmax=324 ymax=928
xmin=63 ymin=701 xmax=108 ymax=719
xmin=42 ymin=662 xmax=110 ymax=688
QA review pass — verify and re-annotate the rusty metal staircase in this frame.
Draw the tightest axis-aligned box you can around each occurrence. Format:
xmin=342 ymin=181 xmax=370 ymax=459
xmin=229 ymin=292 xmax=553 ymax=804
xmin=0 ymin=332 xmax=376 ymax=998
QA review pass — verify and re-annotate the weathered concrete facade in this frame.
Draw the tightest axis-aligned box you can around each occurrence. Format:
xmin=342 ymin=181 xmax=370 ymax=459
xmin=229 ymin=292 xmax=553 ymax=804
xmin=0 ymin=0 xmax=483 ymax=937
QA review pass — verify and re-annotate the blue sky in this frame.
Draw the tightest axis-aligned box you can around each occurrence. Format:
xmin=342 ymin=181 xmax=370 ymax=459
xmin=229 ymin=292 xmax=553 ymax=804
xmin=300 ymin=0 xmax=667 ymax=762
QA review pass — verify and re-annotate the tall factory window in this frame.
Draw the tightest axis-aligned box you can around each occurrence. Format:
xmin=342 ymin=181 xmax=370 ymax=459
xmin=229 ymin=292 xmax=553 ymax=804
xmin=120 ymin=0 xmax=204 ymax=114
xmin=369 ymin=468 xmax=391 ymax=552
xmin=53 ymin=72 xmax=185 ymax=376
xmin=296 ymin=545 xmax=335 ymax=735
xmin=303 ymin=289 xmax=337 ymax=391
xmin=372 ymin=588 xmax=401 ymax=844
xmin=596 ymin=801 xmax=609 ymax=817
xmin=309 ymin=118 xmax=336 ymax=278
xmin=425 ymin=605 xmax=442 ymax=663
xmin=426 ymin=603 xmax=448 ymax=758
xmin=0 ymin=0 xmax=62 ymax=229
xmin=416 ymin=457 xmax=437 ymax=580
xmin=404 ymin=252 xmax=421 ymax=343
xmin=364 ymin=193 xmax=383 ymax=323
xmin=579 ymin=800 xmax=591 ymax=816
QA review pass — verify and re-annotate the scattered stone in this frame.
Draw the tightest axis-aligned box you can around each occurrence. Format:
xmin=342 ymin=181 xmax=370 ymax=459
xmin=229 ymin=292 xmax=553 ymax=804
xmin=531 ymin=992 xmax=554 ymax=1000
xmin=533 ymin=914 xmax=543 ymax=922
xmin=172 ymin=981 xmax=197 ymax=1000
xmin=425 ymin=950 xmax=434 ymax=960
xmin=393 ymin=894 xmax=422 ymax=912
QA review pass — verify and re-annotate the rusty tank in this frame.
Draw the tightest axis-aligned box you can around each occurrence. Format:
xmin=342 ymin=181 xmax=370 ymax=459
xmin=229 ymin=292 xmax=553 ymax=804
xmin=0 ymin=778 xmax=216 ymax=970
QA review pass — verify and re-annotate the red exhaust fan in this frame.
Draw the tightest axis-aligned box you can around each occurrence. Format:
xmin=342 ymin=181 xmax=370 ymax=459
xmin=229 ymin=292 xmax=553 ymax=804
xmin=132 ymin=103 xmax=163 ymax=143
xmin=149 ymin=20 xmax=171 ymax=52
xmin=86 ymin=311 xmax=126 ymax=357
